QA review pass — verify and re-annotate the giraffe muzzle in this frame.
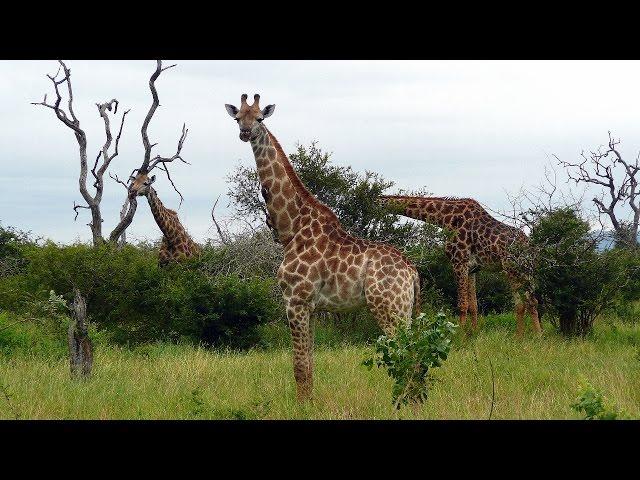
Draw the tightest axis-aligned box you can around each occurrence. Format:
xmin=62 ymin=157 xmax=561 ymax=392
xmin=239 ymin=129 xmax=252 ymax=142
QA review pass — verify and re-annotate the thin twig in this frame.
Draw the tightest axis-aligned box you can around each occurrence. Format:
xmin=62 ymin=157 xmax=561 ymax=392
xmin=488 ymin=358 xmax=495 ymax=420
xmin=211 ymin=195 xmax=229 ymax=245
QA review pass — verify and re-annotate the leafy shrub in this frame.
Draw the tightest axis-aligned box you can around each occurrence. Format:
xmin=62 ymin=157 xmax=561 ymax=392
xmin=363 ymin=312 xmax=457 ymax=409
xmin=15 ymin=242 xmax=279 ymax=348
xmin=0 ymin=223 xmax=36 ymax=278
xmin=610 ymin=248 xmax=640 ymax=323
xmin=528 ymin=208 xmax=632 ymax=336
xmin=0 ymin=310 xmax=68 ymax=358
xmin=571 ymin=383 xmax=623 ymax=420
xmin=153 ymin=269 xmax=279 ymax=348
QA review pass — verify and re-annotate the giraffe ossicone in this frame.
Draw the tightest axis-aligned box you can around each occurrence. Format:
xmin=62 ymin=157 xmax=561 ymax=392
xmin=225 ymin=94 xmax=421 ymax=401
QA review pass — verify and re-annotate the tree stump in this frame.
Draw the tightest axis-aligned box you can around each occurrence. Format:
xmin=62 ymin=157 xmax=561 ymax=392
xmin=68 ymin=288 xmax=93 ymax=378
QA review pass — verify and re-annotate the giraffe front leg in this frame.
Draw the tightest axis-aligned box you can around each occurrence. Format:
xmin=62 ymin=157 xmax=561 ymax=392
xmin=513 ymin=291 xmax=526 ymax=337
xmin=467 ymin=273 xmax=479 ymax=331
xmin=285 ymin=298 xmax=314 ymax=402
xmin=525 ymin=291 xmax=542 ymax=335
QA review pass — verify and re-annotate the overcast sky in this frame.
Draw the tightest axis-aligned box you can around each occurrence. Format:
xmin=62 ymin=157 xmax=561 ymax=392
xmin=2 ymin=60 xmax=640 ymax=244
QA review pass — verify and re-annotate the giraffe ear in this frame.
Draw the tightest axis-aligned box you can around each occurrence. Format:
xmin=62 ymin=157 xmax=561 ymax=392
xmin=261 ymin=104 xmax=275 ymax=118
xmin=225 ymin=104 xmax=239 ymax=118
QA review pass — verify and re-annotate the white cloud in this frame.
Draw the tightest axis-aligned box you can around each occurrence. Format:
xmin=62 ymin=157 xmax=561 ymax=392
xmin=2 ymin=60 xmax=640 ymax=242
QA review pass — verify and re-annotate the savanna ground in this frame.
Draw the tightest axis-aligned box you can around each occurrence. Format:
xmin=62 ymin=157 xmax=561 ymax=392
xmin=2 ymin=311 xmax=638 ymax=420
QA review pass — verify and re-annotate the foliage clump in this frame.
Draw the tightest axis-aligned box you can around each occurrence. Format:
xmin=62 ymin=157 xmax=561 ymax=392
xmin=363 ymin=312 xmax=457 ymax=409
xmin=571 ymin=383 xmax=623 ymax=420
xmin=1 ymin=242 xmax=278 ymax=348
xmin=525 ymin=207 xmax=636 ymax=336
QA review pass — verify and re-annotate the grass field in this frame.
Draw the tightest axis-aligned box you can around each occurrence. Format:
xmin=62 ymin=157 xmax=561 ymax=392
xmin=1 ymin=312 xmax=639 ymax=419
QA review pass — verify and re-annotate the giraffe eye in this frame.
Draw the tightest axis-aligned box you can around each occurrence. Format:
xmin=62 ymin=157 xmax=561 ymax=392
xmin=256 ymin=117 xmax=263 ymax=123
xmin=235 ymin=118 xmax=240 ymax=122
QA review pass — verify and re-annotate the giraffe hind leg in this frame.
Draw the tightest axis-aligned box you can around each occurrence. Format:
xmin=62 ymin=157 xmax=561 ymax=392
xmin=364 ymin=263 xmax=414 ymax=337
xmin=514 ymin=291 xmax=526 ymax=337
xmin=526 ymin=291 xmax=542 ymax=335
xmin=452 ymin=263 xmax=470 ymax=332
xmin=467 ymin=273 xmax=479 ymax=331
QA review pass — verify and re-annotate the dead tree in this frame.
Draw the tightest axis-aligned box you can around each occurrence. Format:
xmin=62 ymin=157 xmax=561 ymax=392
xmin=68 ymin=287 xmax=93 ymax=378
xmin=33 ymin=61 xmax=188 ymax=378
xmin=33 ymin=60 xmax=187 ymax=247
xmin=32 ymin=60 xmax=134 ymax=246
xmin=556 ymin=132 xmax=640 ymax=248
xmin=108 ymin=60 xmax=189 ymax=244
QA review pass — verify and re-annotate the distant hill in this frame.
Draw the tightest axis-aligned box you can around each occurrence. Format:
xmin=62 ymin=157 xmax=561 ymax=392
xmin=594 ymin=231 xmax=640 ymax=251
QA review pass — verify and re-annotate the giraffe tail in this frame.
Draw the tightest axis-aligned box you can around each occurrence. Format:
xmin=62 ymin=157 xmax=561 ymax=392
xmin=412 ymin=270 xmax=421 ymax=318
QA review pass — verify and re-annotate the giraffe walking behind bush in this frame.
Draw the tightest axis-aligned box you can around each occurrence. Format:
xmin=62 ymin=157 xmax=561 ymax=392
xmin=380 ymin=195 xmax=541 ymax=336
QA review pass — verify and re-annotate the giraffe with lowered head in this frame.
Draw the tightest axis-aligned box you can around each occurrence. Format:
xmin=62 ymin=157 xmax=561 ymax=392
xmin=380 ymin=195 xmax=541 ymax=336
xmin=225 ymin=94 xmax=421 ymax=400
xmin=129 ymin=172 xmax=200 ymax=266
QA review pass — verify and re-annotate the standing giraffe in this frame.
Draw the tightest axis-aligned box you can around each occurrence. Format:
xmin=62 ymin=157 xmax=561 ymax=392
xmin=225 ymin=94 xmax=421 ymax=400
xmin=380 ymin=195 xmax=541 ymax=336
xmin=129 ymin=172 xmax=200 ymax=266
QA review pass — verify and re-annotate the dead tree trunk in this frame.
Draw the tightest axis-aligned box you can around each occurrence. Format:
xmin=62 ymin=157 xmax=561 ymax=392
xmin=556 ymin=132 xmax=640 ymax=248
xmin=32 ymin=60 xmax=134 ymax=247
xmin=68 ymin=287 xmax=93 ymax=378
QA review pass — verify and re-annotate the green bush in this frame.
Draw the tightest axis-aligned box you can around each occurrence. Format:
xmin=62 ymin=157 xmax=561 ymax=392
xmin=611 ymin=248 xmax=640 ymax=323
xmin=0 ymin=310 xmax=68 ymax=358
xmin=363 ymin=312 xmax=457 ymax=409
xmin=528 ymin=208 xmax=632 ymax=336
xmin=152 ymin=268 xmax=279 ymax=349
xmin=13 ymin=242 xmax=279 ymax=348
xmin=0 ymin=223 xmax=35 ymax=278
xmin=571 ymin=383 xmax=623 ymax=420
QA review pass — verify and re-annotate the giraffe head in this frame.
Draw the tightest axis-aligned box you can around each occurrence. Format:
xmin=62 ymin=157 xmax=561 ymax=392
xmin=225 ymin=93 xmax=275 ymax=142
xmin=128 ymin=172 xmax=156 ymax=199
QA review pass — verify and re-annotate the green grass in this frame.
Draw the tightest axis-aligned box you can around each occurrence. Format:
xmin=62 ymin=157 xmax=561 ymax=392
xmin=1 ymin=311 xmax=639 ymax=419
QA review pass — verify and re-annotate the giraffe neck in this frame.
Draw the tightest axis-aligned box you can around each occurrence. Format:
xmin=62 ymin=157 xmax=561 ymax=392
xmin=145 ymin=187 xmax=189 ymax=246
xmin=380 ymin=195 xmax=474 ymax=230
xmin=250 ymin=124 xmax=339 ymax=245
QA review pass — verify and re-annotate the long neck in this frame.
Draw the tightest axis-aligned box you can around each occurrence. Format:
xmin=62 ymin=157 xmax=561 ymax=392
xmin=250 ymin=124 xmax=338 ymax=245
xmin=380 ymin=195 xmax=467 ymax=230
xmin=145 ymin=188 xmax=190 ymax=246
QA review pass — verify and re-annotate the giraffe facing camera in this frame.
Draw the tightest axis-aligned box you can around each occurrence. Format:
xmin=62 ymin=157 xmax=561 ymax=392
xmin=225 ymin=93 xmax=276 ymax=142
xmin=225 ymin=93 xmax=421 ymax=401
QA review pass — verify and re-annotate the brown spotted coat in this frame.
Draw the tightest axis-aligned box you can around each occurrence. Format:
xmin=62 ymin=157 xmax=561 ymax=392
xmin=130 ymin=173 xmax=200 ymax=266
xmin=380 ymin=195 xmax=541 ymax=336
xmin=226 ymin=94 xmax=420 ymax=400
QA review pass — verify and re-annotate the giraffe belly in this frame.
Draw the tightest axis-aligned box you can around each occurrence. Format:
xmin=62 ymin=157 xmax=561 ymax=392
xmin=315 ymin=271 xmax=367 ymax=312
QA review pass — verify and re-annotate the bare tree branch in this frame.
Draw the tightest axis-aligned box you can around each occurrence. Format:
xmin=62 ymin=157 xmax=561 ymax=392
xmin=211 ymin=195 xmax=229 ymax=245
xmin=34 ymin=59 xmax=188 ymax=247
xmin=555 ymin=132 xmax=640 ymax=247
xmin=72 ymin=201 xmax=90 ymax=221
xmin=110 ymin=60 xmax=188 ymax=240
xmin=33 ymin=60 xmax=131 ymax=246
